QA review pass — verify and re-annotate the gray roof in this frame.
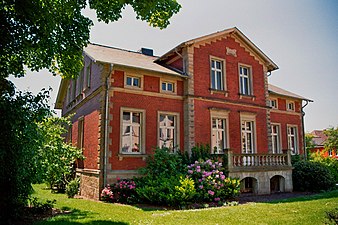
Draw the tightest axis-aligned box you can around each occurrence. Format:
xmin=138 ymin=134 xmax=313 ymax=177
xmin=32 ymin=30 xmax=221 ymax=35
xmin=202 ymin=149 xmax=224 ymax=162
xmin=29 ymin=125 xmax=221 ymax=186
xmin=84 ymin=43 xmax=182 ymax=76
xmin=268 ymin=84 xmax=312 ymax=101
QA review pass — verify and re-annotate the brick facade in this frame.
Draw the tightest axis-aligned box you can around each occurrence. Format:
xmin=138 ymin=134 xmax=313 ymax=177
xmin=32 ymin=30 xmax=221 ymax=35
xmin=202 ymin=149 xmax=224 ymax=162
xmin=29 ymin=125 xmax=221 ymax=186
xmin=56 ymin=28 xmax=310 ymax=198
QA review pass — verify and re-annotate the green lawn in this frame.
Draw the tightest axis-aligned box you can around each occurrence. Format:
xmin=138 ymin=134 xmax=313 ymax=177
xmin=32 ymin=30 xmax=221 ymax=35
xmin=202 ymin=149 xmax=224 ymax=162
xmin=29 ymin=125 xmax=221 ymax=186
xmin=32 ymin=184 xmax=338 ymax=225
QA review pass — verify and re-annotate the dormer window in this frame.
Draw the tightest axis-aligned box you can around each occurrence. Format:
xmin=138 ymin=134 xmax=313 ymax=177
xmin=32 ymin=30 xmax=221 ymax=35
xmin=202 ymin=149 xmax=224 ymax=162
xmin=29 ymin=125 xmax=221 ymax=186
xmin=162 ymin=81 xmax=174 ymax=92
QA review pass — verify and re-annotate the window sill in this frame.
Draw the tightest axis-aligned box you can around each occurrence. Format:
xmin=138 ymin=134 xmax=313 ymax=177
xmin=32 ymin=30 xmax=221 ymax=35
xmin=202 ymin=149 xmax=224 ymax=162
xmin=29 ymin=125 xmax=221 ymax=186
xmin=117 ymin=153 xmax=148 ymax=161
xmin=238 ymin=94 xmax=256 ymax=101
xmin=124 ymin=85 xmax=143 ymax=91
xmin=209 ymin=88 xmax=229 ymax=97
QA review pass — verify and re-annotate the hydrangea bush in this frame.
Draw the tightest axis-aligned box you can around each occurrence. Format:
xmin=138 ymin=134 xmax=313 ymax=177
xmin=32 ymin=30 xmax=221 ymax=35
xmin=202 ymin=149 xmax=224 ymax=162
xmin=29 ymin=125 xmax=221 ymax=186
xmin=101 ymin=178 xmax=136 ymax=203
xmin=187 ymin=159 xmax=240 ymax=202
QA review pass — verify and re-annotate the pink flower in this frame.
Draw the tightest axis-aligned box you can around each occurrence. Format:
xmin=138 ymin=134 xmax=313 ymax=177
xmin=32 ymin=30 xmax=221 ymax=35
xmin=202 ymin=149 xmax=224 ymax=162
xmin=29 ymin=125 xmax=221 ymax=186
xmin=199 ymin=185 xmax=204 ymax=189
xmin=208 ymin=190 xmax=215 ymax=196
xmin=188 ymin=170 xmax=193 ymax=174
xmin=214 ymin=197 xmax=220 ymax=202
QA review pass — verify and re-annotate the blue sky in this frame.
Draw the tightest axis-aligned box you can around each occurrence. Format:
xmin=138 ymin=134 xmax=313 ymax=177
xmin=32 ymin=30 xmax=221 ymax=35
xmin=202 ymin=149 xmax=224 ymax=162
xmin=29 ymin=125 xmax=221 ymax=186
xmin=10 ymin=0 xmax=338 ymax=132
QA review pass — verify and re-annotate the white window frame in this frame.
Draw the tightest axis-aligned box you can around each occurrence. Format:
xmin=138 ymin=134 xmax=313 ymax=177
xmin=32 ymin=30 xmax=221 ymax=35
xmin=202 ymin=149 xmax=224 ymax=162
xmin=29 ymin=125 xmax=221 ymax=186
xmin=270 ymin=98 xmax=278 ymax=109
xmin=287 ymin=125 xmax=298 ymax=155
xmin=240 ymin=113 xmax=256 ymax=154
xmin=287 ymin=100 xmax=295 ymax=111
xmin=210 ymin=57 xmax=225 ymax=91
xmin=120 ymin=108 xmax=145 ymax=154
xmin=271 ymin=123 xmax=282 ymax=154
xmin=239 ymin=64 xmax=253 ymax=96
xmin=124 ymin=74 xmax=143 ymax=90
xmin=77 ymin=68 xmax=84 ymax=96
xmin=160 ymin=78 xmax=177 ymax=94
xmin=210 ymin=110 xmax=229 ymax=154
xmin=84 ymin=62 xmax=91 ymax=90
xmin=158 ymin=112 xmax=179 ymax=152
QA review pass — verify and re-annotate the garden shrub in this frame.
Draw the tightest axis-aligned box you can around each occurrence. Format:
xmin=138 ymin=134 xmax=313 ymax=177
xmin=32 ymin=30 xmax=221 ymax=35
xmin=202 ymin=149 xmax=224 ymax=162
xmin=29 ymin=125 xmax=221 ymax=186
xmin=186 ymin=159 xmax=240 ymax=202
xmin=174 ymin=177 xmax=196 ymax=206
xmin=66 ymin=178 xmax=80 ymax=198
xmin=101 ymin=178 xmax=137 ymax=204
xmin=28 ymin=197 xmax=56 ymax=214
xmin=293 ymin=160 xmax=336 ymax=192
xmin=311 ymin=152 xmax=338 ymax=183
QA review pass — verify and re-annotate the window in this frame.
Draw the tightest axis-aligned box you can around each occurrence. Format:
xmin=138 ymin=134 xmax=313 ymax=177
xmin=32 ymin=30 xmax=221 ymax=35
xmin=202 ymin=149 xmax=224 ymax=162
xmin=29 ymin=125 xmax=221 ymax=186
xmin=211 ymin=59 xmax=224 ymax=90
xmin=239 ymin=65 xmax=252 ymax=95
xmin=85 ymin=63 xmax=91 ymax=89
xmin=287 ymin=126 xmax=298 ymax=155
xmin=271 ymin=124 xmax=281 ymax=153
xmin=72 ymin=79 xmax=77 ymax=100
xmin=67 ymin=85 xmax=71 ymax=104
xmin=159 ymin=113 xmax=178 ymax=152
xmin=328 ymin=149 xmax=333 ymax=157
xmin=76 ymin=117 xmax=84 ymax=169
xmin=270 ymin=99 xmax=278 ymax=109
xmin=211 ymin=118 xmax=227 ymax=154
xmin=121 ymin=110 xmax=144 ymax=154
xmin=162 ymin=81 xmax=174 ymax=92
xmin=77 ymin=68 xmax=84 ymax=96
xmin=287 ymin=101 xmax=295 ymax=111
xmin=126 ymin=76 xmax=141 ymax=88
xmin=241 ymin=120 xmax=255 ymax=154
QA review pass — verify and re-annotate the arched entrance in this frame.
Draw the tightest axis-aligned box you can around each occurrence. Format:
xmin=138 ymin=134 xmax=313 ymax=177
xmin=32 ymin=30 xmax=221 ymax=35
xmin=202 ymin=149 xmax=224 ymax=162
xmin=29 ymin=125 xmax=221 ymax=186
xmin=240 ymin=177 xmax=258 ymax=194
xmin=270 ymin=175 xmax=285 ymax=193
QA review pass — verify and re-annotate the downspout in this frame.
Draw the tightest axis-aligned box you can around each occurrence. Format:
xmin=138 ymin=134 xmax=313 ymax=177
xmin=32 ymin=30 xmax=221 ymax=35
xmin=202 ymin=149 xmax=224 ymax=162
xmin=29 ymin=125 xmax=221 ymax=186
xmin=103 ymin=64 xmax=113 ymax=186
xmin=301 ymin=99 xmax=312 ymax=160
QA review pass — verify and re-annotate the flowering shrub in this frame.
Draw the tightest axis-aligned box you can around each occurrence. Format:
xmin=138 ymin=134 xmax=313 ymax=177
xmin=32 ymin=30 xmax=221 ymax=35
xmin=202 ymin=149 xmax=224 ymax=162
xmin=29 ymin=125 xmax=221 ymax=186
xmin=101 ymin=178 xmax=137 ymax=203
xmin=174 ymin=176 xmax=196 ymax=205
xmin=187 ymin=159 xmax=240 ymax=202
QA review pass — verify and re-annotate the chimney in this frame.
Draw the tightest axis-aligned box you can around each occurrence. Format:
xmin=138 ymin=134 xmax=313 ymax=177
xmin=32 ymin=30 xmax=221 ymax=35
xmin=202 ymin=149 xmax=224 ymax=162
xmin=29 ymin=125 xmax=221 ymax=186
xmin=139 ymin=48 xmax=153 ymax=56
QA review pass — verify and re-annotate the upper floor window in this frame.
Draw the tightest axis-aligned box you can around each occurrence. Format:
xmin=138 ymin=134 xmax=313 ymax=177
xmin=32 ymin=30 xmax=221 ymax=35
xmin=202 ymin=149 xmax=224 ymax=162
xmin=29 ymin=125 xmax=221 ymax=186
xmin=126 ymin=76 xmax=141 ymax=88
xmin=287 ymin=125 xmax=298 ymax=155
xmin=162 ymin=81 xmax=174 ymax=92
xmin=121 ymin=110 xmax=144 ymax=154
xmin=239 ymin=65 xmax=252 ymax=95
xmin=159 ymin=113 xmax=178 ymax=152
xmin=270 ymin=99 xmax=278 ymax=109
xmin=287 ymin=101 xmax=295 ymax=111
xmin=85 ymin=63 xmax=91 ymax=89
xmin=210 ymin=58 xmax=225 ymax=90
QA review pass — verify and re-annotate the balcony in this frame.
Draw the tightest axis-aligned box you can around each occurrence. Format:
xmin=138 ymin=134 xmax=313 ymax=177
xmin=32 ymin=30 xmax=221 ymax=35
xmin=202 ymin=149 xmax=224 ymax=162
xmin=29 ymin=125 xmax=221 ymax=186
xmin=225 ymin=149 xmax=292 ymax=172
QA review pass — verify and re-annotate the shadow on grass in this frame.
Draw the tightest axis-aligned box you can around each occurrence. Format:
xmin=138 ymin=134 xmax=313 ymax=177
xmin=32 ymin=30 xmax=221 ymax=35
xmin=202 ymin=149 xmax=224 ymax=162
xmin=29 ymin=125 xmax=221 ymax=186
xmin=267 ymin=189 xmax=338 ymax=204
xmin=35 ymin=208 xmax=129 ymax=225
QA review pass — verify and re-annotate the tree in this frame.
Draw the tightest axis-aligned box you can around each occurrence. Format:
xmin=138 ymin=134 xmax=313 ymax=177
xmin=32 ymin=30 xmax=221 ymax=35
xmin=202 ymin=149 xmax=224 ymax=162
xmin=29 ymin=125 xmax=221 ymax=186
xmin=36 ymin=116 xmax=84 ymax=191
xmin=0 ymin=0 xmax=181 ymax=80
xmin=324 ymin=127 xmax=338 ymax=151
xmin=0 ymin=84 xmax=51 ymax=221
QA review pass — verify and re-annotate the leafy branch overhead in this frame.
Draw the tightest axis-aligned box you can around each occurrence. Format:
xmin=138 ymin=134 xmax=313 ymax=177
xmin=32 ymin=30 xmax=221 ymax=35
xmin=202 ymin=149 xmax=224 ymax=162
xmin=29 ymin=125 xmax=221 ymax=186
xmin=0 ymin=0 xmax=181 ymax=79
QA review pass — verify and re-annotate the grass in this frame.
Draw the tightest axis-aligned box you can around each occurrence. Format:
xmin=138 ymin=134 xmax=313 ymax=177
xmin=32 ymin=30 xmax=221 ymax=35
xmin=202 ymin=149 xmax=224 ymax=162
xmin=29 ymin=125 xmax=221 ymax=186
xmin=32 ymin=184 xmax=338 ymax=225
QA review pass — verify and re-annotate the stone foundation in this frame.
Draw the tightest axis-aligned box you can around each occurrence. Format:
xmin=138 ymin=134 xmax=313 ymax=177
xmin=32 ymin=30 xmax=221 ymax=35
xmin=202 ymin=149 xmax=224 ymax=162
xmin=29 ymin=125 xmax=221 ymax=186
xmin=77 ymin=169 xmax=100 ymax=200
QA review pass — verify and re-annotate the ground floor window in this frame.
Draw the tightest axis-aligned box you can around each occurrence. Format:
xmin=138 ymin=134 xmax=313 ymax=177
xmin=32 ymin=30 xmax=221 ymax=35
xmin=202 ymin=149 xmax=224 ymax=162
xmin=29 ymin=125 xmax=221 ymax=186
xmin=211 ymin=118 xmax=227 ymax=153
xmin=159 ymin=113 xmax=178 ymax=152
xmin=121 ymin=110 xmax=143 ymax=154
xmin=241 ymin=120 xmax=255 ymax=154
xmin=271 ymin=124 xmax=281 ymax=153
xmin=287 ymin=125 xmax=298 ymax=155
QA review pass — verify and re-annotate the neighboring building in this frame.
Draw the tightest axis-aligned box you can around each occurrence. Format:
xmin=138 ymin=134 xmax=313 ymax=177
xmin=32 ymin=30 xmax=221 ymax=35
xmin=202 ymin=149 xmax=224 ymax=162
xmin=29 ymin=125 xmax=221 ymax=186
xmin=55 ymin=27 xmax=311 ymax=199
xmin=309 ymin=130 xmax=337 ymax=159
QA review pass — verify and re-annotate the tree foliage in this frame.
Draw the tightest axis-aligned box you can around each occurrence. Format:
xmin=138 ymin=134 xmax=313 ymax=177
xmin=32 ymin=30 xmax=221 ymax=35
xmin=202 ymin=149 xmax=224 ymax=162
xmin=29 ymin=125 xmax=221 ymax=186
xmin=324 ymin=127 xmax=338 ymax=151
xmin=36 ymin=116 xmax=84 ymax=191
xmin=0 ymin=83 xmax=51 ymax=220
xmin=0 ymin=0 xmax=181 ymax=80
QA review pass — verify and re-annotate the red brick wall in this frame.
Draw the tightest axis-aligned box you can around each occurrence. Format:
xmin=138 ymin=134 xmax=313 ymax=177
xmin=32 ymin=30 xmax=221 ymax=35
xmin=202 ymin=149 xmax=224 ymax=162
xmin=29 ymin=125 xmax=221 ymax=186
xmin=194 ymin=99 xmax=268 ymax=154
xmin=108 ymin=71 xmax=184 ymax=170
xmin=193 ymin=37 xmax=266 ymax=107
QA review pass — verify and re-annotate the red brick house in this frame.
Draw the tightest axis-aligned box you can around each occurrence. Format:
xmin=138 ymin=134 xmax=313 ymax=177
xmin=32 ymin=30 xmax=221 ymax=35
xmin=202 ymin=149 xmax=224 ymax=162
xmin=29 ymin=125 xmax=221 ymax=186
xmin=309 ymin=130 xmax=337 ymax=159
xmin=55 ymin=27 xmax=311 ymax=198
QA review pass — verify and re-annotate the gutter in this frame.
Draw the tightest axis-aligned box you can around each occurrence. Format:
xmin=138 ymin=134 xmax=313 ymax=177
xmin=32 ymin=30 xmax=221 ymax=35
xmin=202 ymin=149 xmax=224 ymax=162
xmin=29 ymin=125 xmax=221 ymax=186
xmin=301 ymin=99 xmax=314 ymax=160
xmin=103 ymin=64 xmax=113 ymax=186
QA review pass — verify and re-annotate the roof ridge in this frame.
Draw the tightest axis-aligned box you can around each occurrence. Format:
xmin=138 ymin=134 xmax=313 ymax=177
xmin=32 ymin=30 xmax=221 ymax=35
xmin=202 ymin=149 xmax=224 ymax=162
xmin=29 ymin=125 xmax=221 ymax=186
xmin=88 ymin=42 xmax=158 ymax=58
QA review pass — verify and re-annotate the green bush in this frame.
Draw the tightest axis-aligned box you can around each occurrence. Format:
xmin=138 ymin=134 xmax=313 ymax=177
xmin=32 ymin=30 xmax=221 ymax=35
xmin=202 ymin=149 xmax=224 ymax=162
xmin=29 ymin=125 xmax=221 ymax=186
xmin=311 ymin=152 xmax=338 ymax=183
xmin=174 ymin=177 xmax=196 ymax=206
xmin=101 ymin=178 xmax=137 ymax=203
xmin=293 ymin=160 xmax=336 ymax=192
xmin=28 ymin=197 xmax=56 ymax=214
xmin=66 ymin=178 xmax=80 ymax=198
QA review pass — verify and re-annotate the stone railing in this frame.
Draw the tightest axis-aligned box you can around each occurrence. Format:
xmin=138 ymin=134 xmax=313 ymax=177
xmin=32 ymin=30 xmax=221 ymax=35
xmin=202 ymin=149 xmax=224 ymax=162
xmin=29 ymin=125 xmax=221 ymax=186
xmin=225 ymin=149 xmax=292 ymax=171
